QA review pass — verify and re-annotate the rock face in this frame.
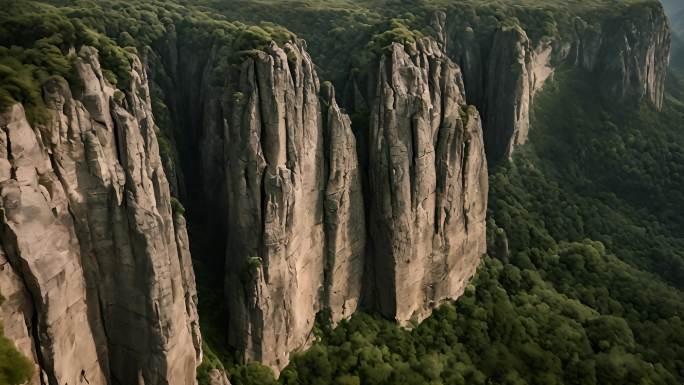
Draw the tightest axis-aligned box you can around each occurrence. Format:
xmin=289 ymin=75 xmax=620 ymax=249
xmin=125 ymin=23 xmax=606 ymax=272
xmin=207 ymin=369 xmax=232 ymax=385
xmin=165 ymin=36 xmax=485 ymax=371
xmin=321 ymin=82 xmax=366 ymax=325
xmin=482 ymin=26 xmax=553 ymax=161
xmin=223 ymin=42 xmax=328 ymax=369
xmin=445 ymin=21 xmax=554 ymax=161
xmin=367 ymin=39 xmax=487 ymax=323
xmin=444 ymin=3 xmax=671 ymax=160
xmin=215 ymin=38 xmax=486 ymax=367
xmin=219 ymin=42 xmax=366 ymax=370
xmin=571 ymin=5 xmax=671 ymax=109
xmin=0 ymin=46 xmax=201 ymax=385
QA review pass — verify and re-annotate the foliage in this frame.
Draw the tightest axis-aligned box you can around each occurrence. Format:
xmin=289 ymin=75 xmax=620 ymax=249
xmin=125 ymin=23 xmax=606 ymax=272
xmin=366 ymin=19 xmax=423 ymax=54
xmin=197 ymin=341 xmax=227 ymax=385
xmin=0 ymin=0 xmax=300 ymax=123
xmin=230 ymin=363 xmax=279 ymax=385
xmin=0 ymin=293 xmax=34 ymax=385
xmin=170 ymin=197 xmax=185 ymax=215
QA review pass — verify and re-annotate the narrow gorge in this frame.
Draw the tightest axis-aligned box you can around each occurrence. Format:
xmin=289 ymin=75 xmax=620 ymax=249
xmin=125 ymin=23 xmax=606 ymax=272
xmin=0 ymin=1 xmax=673 ymax=384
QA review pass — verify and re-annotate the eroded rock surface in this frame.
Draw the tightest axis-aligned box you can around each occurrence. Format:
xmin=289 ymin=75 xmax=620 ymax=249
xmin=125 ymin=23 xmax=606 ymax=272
xmin=171 ymin=37 xmax=486 ymax=371
xmin=223 ymin=42 xmax=327 ymax=370
xmin=321 ymin=82 xmax=366 ymax=324
xmin=367 ymin=39 xmax=488 ymax=324
xmin=0 ymin=46 xmax=201 ymax=385
xmin=444 ymin=4 xmax=670 ymax=160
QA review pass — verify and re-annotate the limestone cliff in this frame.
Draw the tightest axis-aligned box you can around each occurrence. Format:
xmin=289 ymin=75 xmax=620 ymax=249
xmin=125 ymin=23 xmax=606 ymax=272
xmin=0 ymin=46 xmax=201 ymax=385
xmin=222 ymin=42 xmax=328 ymax=369
xmin=0 ymin=0 xmax=671 ymax=378
xmin=443 ymin=3 xmax=671 ymax=160
xmin=152 ymin=34 xmax=485 ymax=371
xmin=321 ymin=82 xmax=366 ymax=325
xmin=214 ymin=41 xmax=365 ymax=370
xmin=367 ymin=39 xmax=487 ymax=323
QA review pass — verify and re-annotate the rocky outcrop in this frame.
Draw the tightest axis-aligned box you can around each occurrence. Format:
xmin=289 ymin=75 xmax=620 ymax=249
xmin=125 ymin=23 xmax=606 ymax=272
xmin=223 ymin=41 xmax=328 ymax=370
xmin=368 ymin=39 xmax=487 ymax=323
xmin=207 ymin=369 xmax=232 ymax=385
xmin=0 ymin=238 xmax=43 ymax=385
xmin=172 ymin=36 xmax=485 ymax=371
xmin=571 ymin=5 xmax=671 ymax=109
xmin=482 ymin=26 xmax=553 ymax=160
xmin=443 ymin=3 xmax=671 ymax=160
xmin=0 ymin=46 xmax=200 ymax=385
xmin=321 ymin=82 xmax=366 ymax=324
xmin=220 ymin=41 xmax=366 ymax=370
xmin=445 ymin=20 xmax=554 ymax=160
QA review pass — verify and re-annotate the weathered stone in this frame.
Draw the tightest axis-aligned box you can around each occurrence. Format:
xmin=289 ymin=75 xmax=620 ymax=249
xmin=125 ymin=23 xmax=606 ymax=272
xmin=444 ymin=3 xmax=670 ymax=159
xmin=0 ymin=46 xmax=200 ymax=385
xmin=224 ymin=42 xmax=327 ymax=370
xmin=367 ymin=39 xmax=488 ymax=324
xmin=482 ymin=26 xmax=553 ymax=160
xmin=321 ymin=82 xmax=366 ymax=324
xmin=207 ymin=368 xmax=232 ymax=385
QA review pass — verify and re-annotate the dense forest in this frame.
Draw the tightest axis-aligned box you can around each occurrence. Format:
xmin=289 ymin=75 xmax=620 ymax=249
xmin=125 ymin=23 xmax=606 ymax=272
xmin=0 ymin=1 xmax=683 ymax=384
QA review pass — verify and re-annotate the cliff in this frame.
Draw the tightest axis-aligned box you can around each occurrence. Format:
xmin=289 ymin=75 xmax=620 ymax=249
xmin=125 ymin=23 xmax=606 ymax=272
xmin=147 ymin=30 xmax=485 ymax=369
xmin=0 ymin=0 xmax=673 ymax=380
xmin=443 ymin=2 xmax=671 ymax=160
xmin=0 ymin=46 xmax=201 ymax=385
xmin=367 ymin=39 xmax=487 ymax=323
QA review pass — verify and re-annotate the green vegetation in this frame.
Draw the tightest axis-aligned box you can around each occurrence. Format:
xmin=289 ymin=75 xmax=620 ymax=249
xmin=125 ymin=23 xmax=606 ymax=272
xmin=0 ymin=1 xmax=136 ymax=122
xmin=0 ymin=0 xmax=300 ymax=123
xmin=170 ymin=197 xmax=186 ymax=215
xmin=367 ymin=19 xmax=423 ymax=54
xmin=197 ymin=341 xmax=228 ymax=385
xmin=207 ymin=0 xmax=659 ymax=87
xmin=0 ymin=294 xmax=34 ymax=385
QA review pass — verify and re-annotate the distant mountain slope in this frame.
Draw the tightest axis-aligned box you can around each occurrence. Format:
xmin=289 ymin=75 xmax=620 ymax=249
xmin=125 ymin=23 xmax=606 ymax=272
xmin=661 ymin=0 xmax=683 ymax=44
xmin=662 ymin=0 xmax=684 ymax=73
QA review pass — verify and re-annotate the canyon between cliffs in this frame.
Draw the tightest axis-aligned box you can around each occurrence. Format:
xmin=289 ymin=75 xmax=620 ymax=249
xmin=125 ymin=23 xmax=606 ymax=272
xmin=0 ymin=1 xmax=671 ymax=384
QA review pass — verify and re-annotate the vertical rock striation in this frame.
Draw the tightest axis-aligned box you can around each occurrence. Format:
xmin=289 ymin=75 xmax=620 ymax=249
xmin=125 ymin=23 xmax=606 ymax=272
xmin=482 ymin=26 xmax=553 ymax=160
xmin=444 ymin=3 xmax=671 ymax=160
xmin=571 ymin=4 xmax=671 ymax=109
xmin=321 ymin=82 xmax=366 ymax=325
xmin=0 ymin=46 xmax=201 ymax=385
xmin=223 ymin=42 xmax=327 ymax=370
xmin=367 ymin=39 xmax=487 ymax=324
xmin=185 ymin=37 xmax=484 ymax=371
